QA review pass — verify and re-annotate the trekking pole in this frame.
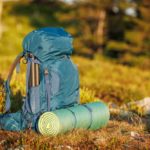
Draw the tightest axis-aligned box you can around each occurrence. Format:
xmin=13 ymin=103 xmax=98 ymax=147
xmin=29 ymin=54 xmax=40 ymax=87
xmin=35 ymin=62 xmax=40 ymax=86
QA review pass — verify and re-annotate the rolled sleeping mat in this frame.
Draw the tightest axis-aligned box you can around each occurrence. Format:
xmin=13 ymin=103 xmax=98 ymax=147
xmin=37 ymin=101 xmax=110 ymax=136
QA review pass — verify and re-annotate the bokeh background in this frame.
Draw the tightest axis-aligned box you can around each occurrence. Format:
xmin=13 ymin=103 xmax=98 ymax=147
xmin=0 ymin=0 xmax=150 ymax=111
xmin=0 ymin=1 xmax=150 ymax=149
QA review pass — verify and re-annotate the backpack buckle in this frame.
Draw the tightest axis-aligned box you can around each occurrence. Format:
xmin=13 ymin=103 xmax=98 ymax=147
xmin=44 ymin=69 xmax=49 ymax=75
xmin=22 ymin=53 xmax=33 ymax=64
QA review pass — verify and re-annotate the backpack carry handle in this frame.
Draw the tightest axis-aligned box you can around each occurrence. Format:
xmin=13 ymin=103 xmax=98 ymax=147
xmin=4 ymin=52 xmax=24 ymax=112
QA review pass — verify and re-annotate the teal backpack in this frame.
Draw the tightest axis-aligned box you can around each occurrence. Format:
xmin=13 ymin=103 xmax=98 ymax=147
xmin=0 ymin=27 xmax=79 ymax=131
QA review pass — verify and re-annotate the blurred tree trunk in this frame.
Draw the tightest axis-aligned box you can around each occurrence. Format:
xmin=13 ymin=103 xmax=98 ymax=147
xmin=0 ymin=0 xmax=3 ymax=39
xmin=73 ymin=0 xmax=111 ymax=52
xmin=32 ymin=0 xmax=56 ymax=3
xmin=95 ymin=9 xmax=106 ymax=52
xmin=32 ymin=0 xmax=45 ymax=3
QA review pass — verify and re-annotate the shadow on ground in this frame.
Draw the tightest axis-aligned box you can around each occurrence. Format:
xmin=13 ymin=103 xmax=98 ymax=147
xmin=111 ymin=110 xmax=150 ymax=132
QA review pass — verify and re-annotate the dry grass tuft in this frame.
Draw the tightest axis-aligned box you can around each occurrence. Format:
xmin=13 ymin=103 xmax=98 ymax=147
xmin=0 ymin=118 xmax=150 ymax=150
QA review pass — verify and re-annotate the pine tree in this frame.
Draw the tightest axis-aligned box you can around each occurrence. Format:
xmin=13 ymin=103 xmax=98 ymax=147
xmin=72 ymin=0 xmax=113 ymax=53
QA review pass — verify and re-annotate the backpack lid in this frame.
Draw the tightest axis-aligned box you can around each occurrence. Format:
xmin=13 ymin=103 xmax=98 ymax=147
xmin=22 ymin=27 xmax=73 ymax=62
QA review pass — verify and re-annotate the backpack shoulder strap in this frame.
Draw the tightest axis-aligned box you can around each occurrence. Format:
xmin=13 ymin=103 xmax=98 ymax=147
xmin=4 ymin=52 xmax=24 ymax=112
xmin=7 ymin=52 xmax=24 ymax=83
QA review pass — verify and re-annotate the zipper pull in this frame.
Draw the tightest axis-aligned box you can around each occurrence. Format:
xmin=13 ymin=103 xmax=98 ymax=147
xmin=44 ymin=69 xmax=49 ymax=75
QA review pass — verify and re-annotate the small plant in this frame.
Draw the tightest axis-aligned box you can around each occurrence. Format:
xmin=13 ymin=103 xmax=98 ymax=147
xmin=80 ymin=87 xmax=98 ymax=104
xmin=0 ymin=84 xmax=5 ymax=113
xmin=129 ymin=103 xmax=145 ymax=116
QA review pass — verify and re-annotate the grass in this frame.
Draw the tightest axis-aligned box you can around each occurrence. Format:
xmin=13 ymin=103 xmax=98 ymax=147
xmin=74 ymin=56 xmax=150 ymax=104
xmin=0 ymin=55 xmax=150 ymax=108
xmin=0 ymin=119 xmax=150 ymax=149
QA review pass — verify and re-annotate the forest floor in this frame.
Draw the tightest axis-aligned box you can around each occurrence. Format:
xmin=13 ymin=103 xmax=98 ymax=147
xmin=0 ymin=109 xmax=150 ymax=150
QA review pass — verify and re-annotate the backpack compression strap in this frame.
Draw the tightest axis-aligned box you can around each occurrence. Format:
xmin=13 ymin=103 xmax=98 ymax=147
xmin=5 ymin=52 xmax=24 ymax=112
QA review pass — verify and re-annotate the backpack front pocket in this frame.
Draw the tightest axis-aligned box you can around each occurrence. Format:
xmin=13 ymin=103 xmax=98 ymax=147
xmin=29 ymin=86 xmax=40 ymax=114
xmin=44 ymin=69 xmax=60 ymax=111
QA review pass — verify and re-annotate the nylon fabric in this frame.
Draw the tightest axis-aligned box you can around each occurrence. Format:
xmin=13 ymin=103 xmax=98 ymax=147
xmin=82 ymin=105 xmax=93 ymax=129
xmin=23 ymin=28 xmax=73 ymax=62
xmin=45 ymin=72 xmax=51 ymax=111
xmin=37 ymin=102 xmax=110 ymax=136
xmin=4 ymin=81 xmax=11 ymax=112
